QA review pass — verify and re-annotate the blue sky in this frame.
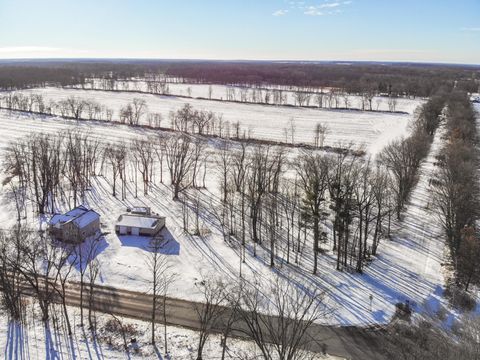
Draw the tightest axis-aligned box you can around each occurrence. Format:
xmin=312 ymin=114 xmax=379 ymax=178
xmin=0 ymin=0 xmax=479 ymax=64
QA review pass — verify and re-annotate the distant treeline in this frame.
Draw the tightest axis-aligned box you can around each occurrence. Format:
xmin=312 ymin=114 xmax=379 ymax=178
xmin=0 ymin=66 xmax=83 ymax=90
xmin=0 ymin=60 xmax=479 ymax=97
xmin=159 ymin=62 xmax=480 ymax=97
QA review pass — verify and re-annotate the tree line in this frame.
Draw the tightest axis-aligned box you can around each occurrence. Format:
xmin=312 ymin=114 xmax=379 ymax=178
xmin=431 ymin=91 xmax=480 ymax=292
xmin=0 ymin=66 xmax=83 ymax=90
xmin=76 ymin=77 xmax=402 ymax=112
xmin=156 ymin=61 xmax=480 ymax=98
xmin=0 ymin=93 xmax=350 ymax=150
xmin=1 ymin=60 xmax=478 ymax=97
xmin=380 ymin=92 xmax=446 ymax=219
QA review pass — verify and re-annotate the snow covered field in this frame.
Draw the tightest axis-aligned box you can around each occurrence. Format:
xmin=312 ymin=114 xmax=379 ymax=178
xmin=78 ymin=79 xmax=423 ymax=114
xmin=0 ymin=108 xmax=448 ymax=328
xmin=18 ymin=87 xmax=417 ymax=155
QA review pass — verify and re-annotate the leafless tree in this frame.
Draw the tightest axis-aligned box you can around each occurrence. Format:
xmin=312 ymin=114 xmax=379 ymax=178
xmin=14 ymin=230 xmax=61 ymax=323
xmin=165 ymin=134 xmax=196 ymax=200
xmin=0 ymin=227 xmax=25 ymax=322
xmin=327 ymin=149 xmax=360 ymax=270
xmin=296 ymin=153 xmax=329 ymax=274
xmin=74 ymin=237 xmax=102 ymax=327
xmin=288 ymin=117 xmax=296 ymax=144
xmin=313 ymin=123 xmax=328 ymax=148
xmin=353 ymin=159 xmax=375 ymax=273
xmin=51 ymin=245 xmax=77 ymax=337
xmin=370 ymin=165 xmax=391 ymax=255
xmin=148 ymin=112 xmax=163 ymax=128
xmin=247 ymin=146 xmax=284 ymax=254
xmin=236 ymin=277 xmax=329 ymax=360
xmin=145 ymin=236 xmax=176 ymax=350
xmin=217 ymin=141 xmax=233 ymax=203
xmin=104 ymin=142 xmax=127 ymax=198
xmin=131 ymin=139 xmax=155 ymax=195
xmin=379 ymin=132 xmax=429 ymax=219
xmin=208 ymin=85 xmax=213 ymax=100
xmin=191 ymin=139 xmax=206 ymax=188
xmin=194 ymin=278 xmax=228 ymax=360
xmin=456 ymin=226 xmax=480 ymax=291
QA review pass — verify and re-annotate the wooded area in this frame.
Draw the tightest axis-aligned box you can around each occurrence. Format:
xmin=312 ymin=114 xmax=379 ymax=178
xmin=1 ymin=60 xmax=479 ymax=97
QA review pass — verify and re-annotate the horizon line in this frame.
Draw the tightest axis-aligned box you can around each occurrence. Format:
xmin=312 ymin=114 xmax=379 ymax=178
xmin=0 ymin=57 xmax=479 ymax=67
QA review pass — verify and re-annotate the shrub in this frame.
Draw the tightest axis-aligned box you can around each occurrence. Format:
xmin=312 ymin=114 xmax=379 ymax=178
xmin=444 ymin=283 xmax=476 ymax=312
xmin=394 ymin=300 xmax=413 ymax=322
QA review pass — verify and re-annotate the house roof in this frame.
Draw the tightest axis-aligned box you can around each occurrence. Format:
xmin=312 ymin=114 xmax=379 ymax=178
xmin=116 ymin=214 xmax=164 ymax=229
xmin=73 ymin=210 xmax=100 ymax=228
xmin=49 ymin=205 xmax=100 ymax=229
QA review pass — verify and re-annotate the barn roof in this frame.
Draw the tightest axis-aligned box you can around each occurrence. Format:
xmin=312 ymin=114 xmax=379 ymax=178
xmin=116 ymin=214 xmax=164 ymax=229
xmin=49 ymin=205 xmax=100 ymax=229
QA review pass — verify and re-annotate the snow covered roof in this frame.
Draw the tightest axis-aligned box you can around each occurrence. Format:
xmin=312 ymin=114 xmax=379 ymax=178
xmin=73 ymin=210 xmax=100 ymax=228
xmin=129 ymin=206 xmax=151 ymax=215
xmin=65 ymin=205 xmax=89 ymax=217
xmin=49 ymin=205 xmax=100 ymax=229
xmin=116 ymin=214 xmax=163 ymax=229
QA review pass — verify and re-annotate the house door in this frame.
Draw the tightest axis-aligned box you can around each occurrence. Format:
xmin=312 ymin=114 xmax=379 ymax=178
xmin=132 ymin=227 xmax=140 ymax=236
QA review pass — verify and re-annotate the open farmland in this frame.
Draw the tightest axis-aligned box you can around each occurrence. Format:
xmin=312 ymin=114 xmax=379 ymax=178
xmin=77 ymin=78 xmax=423 ymax=113
xmin=17 ymin=87 xmax=419 ymax=155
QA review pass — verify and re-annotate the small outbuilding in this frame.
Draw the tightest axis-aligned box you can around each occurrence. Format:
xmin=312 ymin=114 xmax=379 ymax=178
xmin=115 ymin=207 xmax=165 ymax=236
xmin=48 ymin=205 xmax=101 ymax=243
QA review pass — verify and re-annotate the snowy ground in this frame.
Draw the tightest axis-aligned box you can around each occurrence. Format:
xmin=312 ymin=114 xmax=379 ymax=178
xmin=18 ymin=87 xmax=416 ymax=155
xmin=78 ymin=79 xmax=423 ymax=114
xmin=0 ymin=303 xmax=339 ymax=359
xmin=0 ymin=108 xmax=449 ymax=327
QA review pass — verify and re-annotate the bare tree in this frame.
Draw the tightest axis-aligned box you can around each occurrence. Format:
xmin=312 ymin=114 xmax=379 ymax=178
xmin=208 ymin=85 xmax=213 ymax=100
xmin=288 ymin=117 xmax=296 ymax=145
xmin=148 ymin=112 xmax=163 ymax=128
xmin=328 ymin=149 xmax=360 ymax=270
xmin=236 ymin=277 xmax=329 ymax=360
xmin=132 ymin=98 xmax=148 ymax=125
xmin=217 ymin=141 xmax=233 ymax=203
xmin=353 ymin=160 xmax=375 ymax=273
xmin=0 ymin=227 xmax=25 ymax=322
xmin=296 ymin=154 xmax=329 ymax=274
xmin=247 ymin=146 xmax=284 ymax=253
xmin=456 ymin=226 xmax=480 ymax=291
xmin=145 ymin=236 xmax=176 ymax=351
xmin=74 ymin=237 xmax=102 ymax=327
xmin=104 ymin=142 xmax=127 ymax=198
xmin=131 ymin=139 xmax=155 ymax=195
xmin=165 ymin=134 xmax=196 ymax=200
xmin=379 ymin=133 xmax=429 ymax=219
xmin=194 ymin=278 xmax=228 ymax=360
xmin=313 ymin=123 xmax=328 ymax=148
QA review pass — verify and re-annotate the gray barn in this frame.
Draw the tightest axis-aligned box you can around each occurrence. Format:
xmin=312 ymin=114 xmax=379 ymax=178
xmin=48 ymin=205 xmax=101 ymax=243
xmin=115 ymin=208 xmax=165 ymax=236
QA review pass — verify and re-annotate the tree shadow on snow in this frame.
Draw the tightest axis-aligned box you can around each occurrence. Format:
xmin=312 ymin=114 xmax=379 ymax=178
xmin=4 ymin=321 xmax=27 ymax=360
xmin=62 ymin=235 xmax=110 ymax=272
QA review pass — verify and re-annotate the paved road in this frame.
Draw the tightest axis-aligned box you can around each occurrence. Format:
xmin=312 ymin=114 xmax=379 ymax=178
xmin=22 ymin=280 xmax=385 ymax=360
